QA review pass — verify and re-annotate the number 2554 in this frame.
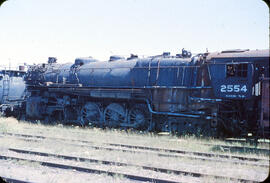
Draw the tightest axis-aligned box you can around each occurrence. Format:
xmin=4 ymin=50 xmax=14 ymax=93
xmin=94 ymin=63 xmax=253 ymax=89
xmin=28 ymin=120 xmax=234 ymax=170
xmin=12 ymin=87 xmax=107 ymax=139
xmin=220 ymin=85 xmax=247 ymax=92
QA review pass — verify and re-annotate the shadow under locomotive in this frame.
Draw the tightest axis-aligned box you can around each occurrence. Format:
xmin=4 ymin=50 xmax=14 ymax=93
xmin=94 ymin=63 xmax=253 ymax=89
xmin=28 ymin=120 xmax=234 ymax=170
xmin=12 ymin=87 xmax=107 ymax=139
xmin=2 ymin=48 xmax=269 ymax=138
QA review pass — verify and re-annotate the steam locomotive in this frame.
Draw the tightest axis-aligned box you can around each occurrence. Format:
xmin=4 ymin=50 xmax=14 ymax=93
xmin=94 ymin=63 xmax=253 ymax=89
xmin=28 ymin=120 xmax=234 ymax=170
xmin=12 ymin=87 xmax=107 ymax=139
xmin=1 ymin=48 xmax=269 ymax=137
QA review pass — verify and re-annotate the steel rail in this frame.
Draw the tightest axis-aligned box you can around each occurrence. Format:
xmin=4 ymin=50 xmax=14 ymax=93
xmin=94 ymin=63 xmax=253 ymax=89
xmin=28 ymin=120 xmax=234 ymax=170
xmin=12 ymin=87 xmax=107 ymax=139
xmin=0 ymin=177 xmax=33 ymax=183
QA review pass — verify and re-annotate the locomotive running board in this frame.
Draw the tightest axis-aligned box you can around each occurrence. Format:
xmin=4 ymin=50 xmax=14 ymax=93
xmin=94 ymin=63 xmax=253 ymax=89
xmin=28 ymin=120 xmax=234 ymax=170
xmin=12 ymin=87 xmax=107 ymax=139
xmin=48 ymin=87 xmax=147 ymax=99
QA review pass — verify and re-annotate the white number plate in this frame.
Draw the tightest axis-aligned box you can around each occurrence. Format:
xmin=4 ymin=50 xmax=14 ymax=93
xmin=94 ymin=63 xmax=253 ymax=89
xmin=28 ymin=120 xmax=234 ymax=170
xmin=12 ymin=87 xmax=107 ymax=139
xmin=220 ymin=85 xmax=247 ymax=93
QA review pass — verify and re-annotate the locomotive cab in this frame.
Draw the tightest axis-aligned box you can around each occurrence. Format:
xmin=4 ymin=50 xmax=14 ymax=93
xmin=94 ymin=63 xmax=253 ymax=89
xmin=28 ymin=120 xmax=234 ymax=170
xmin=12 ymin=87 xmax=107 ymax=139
xmin=206 ymin=49 xmax=269 ymax=100
xmin=208 ymin=61 xmax=252 ymax=100
xmin=206 ymin=49 xmax=269 ymax=137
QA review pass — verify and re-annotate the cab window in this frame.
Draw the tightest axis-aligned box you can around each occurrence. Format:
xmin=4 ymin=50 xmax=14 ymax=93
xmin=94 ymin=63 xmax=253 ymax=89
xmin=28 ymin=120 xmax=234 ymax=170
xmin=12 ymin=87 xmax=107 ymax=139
xmin=226 ymin=64 xmax=247 ymax=78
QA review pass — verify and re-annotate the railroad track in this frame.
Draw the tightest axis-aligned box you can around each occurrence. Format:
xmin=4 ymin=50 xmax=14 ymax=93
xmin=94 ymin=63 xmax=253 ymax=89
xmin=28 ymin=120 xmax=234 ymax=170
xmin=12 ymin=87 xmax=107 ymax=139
xmin=0 ymin=154 xmax=179 ymax=183
xmin=1 ymin=132 xmax=269 ymax=168
xmin=1 ymin=148 xmax=261 ymax=183
xmin=225 ymin=138 xmax=270 ymax=146
xmin=106 ymin=142 xmax=270 ymax=158
xmin=201 ymin=143 xmax=270 ymax=154
xmin=26 ymin=125 xmax=270 ymax=147
xmin=22 ymin=126 xmax=270 ymax=154
xmin=3 ymin=132 xmax=269 ymax=161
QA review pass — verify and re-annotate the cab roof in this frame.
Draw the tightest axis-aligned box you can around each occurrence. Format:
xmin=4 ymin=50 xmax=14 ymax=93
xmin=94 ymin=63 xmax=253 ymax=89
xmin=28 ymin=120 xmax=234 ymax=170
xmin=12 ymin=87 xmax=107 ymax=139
xmin=206 ymin=49 xmax=269 ymax=60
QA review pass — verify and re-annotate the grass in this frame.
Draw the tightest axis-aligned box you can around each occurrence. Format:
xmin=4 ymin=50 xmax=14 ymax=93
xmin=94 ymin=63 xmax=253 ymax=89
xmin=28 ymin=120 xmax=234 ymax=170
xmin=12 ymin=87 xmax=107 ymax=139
xmin=0 ymin=116 xmax=269 ymax=159
xmin=1 ymin=117 xmax=269 ymax=157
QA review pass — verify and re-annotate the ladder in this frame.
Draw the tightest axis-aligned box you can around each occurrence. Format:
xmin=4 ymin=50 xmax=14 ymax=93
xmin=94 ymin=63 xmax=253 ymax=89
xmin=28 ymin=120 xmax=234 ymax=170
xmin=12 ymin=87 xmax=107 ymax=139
xmin=2 ymin=74 xmax=10 ymax=103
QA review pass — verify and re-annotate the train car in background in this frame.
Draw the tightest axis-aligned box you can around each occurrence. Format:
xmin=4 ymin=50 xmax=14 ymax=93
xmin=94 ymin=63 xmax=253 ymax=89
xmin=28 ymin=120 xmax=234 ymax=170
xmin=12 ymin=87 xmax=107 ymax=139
xmin=0 ymin=66 xmax=26 ymax=118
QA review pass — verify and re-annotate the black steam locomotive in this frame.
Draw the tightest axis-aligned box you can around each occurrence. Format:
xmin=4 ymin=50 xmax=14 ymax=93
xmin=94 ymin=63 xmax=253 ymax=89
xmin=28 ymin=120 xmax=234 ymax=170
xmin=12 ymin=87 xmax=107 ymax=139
xmin=3 ymin=48 xmax=269 ymax=137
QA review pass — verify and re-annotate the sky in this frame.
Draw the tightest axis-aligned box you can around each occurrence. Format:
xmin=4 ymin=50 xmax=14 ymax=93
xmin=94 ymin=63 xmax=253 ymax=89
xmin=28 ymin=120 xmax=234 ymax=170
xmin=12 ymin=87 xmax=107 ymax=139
xmin=0 ymin=0 xmax=269 ymax=68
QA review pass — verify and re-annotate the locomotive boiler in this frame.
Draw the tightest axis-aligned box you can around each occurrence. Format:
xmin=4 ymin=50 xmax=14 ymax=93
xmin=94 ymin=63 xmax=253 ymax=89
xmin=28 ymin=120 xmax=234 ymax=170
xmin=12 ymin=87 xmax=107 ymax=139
xmin=23 ymin=49 xmax=269 ymax=137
